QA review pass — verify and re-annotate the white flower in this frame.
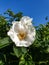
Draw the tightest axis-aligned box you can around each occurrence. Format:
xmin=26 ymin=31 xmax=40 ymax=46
xmin=7 ymin=16 xmax=36 ymax=47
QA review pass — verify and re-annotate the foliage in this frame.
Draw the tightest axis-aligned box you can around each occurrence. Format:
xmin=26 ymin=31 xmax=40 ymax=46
xmin=0 ymin=9 xmax=49 ymax=65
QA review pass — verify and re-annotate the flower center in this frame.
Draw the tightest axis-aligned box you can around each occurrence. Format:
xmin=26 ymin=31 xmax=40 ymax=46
xmin=17 ymin=31 xmax=27 ymax=40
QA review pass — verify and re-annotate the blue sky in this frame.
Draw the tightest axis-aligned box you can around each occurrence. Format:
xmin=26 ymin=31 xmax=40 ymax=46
xmin=0 ymin=0 xmax=49 ymax=26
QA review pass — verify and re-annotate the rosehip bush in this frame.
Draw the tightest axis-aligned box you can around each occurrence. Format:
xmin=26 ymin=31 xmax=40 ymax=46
xmin=0 ymin=9 xmax=49 ymax=65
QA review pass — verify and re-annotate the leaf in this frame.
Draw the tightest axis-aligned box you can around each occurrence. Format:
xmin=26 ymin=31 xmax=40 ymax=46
xmin=45 ymin=47 xmax=49 ymax=53
xmin=21 ymin=47 xmax=27 ymax=54
xmin=0 ymin=37 xmax=10 ymax=49
xmin=0 ymin=54 xmax=5 ymax=65
xmin=13 ymin=46 xmax=22 ymax=58
xmin=19 ymin=57 xmax=35 ymax=65
xmin=0 ymin=60 xmax=4 ymax=65
xmin=19 ymin=60 xmax=25 ymax=65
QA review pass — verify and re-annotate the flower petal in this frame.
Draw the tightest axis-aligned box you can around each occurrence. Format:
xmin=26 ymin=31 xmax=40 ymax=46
xmin=25 ymin=27 xmax=36 ymax=44
xmin=15 ymin=40 xmax=31 ymax=47
xmin=7 ymin=29 xmax=14 ymax=42
xmin=13 ymin=22 xmax=25 ymax=33
xmin=21 ymin=16 xmax=33 ymax=25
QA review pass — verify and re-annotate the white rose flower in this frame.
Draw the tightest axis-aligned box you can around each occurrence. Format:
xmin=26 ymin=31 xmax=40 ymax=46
xmin=7 ymin=16 xmax=36 ymax=47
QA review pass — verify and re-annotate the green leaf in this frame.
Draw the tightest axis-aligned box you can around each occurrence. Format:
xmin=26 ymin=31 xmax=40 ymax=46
xmin=0 ymin=60 xmax=4 ymax=65
xmin=0 ymin=37 xmax=10 ymax=49
xmin=27 ymin=61 xmax=35 ymax=65
xmin=21 ymin=47 xmax=27 ymax=54
xmin=19 ymin=60 xmax=25 ymax=65
xmin=19 ymin=57 xmax=35 ymax=65
xmin=45 ymin=46 xmax=49 ymax=53
xmin=13 ymin=46 xmax=22 ymax=58
xmin=0 ymin=54 xmax=5 ymax=65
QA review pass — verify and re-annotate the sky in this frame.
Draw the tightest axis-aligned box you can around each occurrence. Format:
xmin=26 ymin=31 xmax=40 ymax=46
xmin=0 ymin=0 xmax=49 ymax=26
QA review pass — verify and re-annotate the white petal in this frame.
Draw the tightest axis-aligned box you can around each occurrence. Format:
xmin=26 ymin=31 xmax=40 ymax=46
xmin=20 ymin=40 xmax=28 ymax=47
xmin=15 ymin=40 xmax=30 ymax=47
xmin=16 ymin=40 xmax=26 ymax=47
xmin=13 ymin=22 xmax=25 ymax=33
xmin=12 ymin=21 xmax=17 ymax=24
xmin=25 ymin=27 xmax=36 ymax=45
xmin=13 ymin=33 xmax=20 ymax=45
xmin=7 ymin=30 xmax=14 ymax=42
xmin=21 ymin=16 xmax=33 ymax=25
xmin=27 ymin=33 xmax=35 ymax=42
xmin=7 ymin=30 xmax=20 ymax=45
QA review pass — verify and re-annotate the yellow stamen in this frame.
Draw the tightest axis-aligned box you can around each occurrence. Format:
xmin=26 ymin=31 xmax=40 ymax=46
xmin=17 ymin=31 xmax=27 ymax=40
